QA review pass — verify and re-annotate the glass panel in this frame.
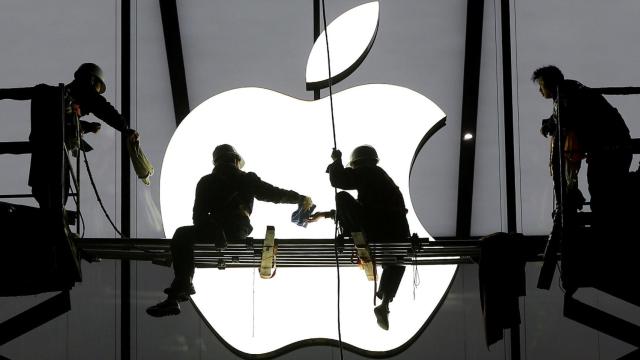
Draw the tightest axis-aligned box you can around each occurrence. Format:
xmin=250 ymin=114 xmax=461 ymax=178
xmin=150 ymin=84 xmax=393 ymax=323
xmin=0 ymin=0 xmax=119 ymax=359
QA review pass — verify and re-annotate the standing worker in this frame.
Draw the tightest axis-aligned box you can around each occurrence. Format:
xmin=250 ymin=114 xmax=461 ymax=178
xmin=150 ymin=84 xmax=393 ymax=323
xmin=532 ymin=65 xmax=632 ymax=233
xmin=0 ymin=63 xmax=139 ymax=209
xmin=147 ymin=144 xmax=314 ymax=317
xmin=310 ymin=145 xmax=409 ymax=330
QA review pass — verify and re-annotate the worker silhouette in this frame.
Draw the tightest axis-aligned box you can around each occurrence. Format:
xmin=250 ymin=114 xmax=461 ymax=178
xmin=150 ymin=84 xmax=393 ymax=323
xmin=0 ymin=63 xmax=139 ymax=209
xmin=309 ymin=145 xmax=409 ymax=330
xmin=532 ymin=65 xmax=632 ymax=233
xmin=147 ymin=144 xmax=314 ymax=317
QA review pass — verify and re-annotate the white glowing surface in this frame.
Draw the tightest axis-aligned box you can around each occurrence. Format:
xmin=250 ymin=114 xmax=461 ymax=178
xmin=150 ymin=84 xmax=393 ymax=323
xmin=305 ymin=2 xmax=379 ymax=85
xmin=160 ymin=85 xmax=456 ymax=354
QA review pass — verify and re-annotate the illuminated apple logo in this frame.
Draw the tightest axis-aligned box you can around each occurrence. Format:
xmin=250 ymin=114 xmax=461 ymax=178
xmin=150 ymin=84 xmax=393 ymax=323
xmin=160 ymin=1 xmax=456 ymax=357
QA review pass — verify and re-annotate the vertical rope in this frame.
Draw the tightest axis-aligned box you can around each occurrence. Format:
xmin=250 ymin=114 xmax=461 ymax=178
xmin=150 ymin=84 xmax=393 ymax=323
xmin=320 ymin=0 xmax=338 ymax=149
xmin=133 ymin=1 xmax=138 ymax=358
xmin=114 ymin=0 xmax=120 ymax=355
xmin=114 ymin=1 xmax=119 ymax=358
xmin=412 ymin=252 xmax=420 ymax=300
xmin=252 ymin=253 xmax=257 ymax=338
xmin=319 ymin=1 xmax=343 ymax=358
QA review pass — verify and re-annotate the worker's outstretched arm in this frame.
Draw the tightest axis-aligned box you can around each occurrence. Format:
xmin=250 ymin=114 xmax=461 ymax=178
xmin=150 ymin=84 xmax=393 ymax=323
xmin=0 ymin=87 xmax=36 ymax=101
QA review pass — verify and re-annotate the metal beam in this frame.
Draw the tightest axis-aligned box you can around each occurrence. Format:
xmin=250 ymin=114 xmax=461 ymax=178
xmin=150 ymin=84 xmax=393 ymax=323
xmin=0 ymin=141 xmax=31 ymax=154
xmin=456 ymin=0 xmax=485 ymax=238
xmin=0 ymin=291 xmax=71 ymax=345
xmin=564 ymin=294 xmax=640 ymax=347
xmin=76 ymin=235 xmax=548 ymax=265
xmin=121 ymin=1 xmax=131 ymax=359
xmin=500 ymin=0 xmax=517 ymax=233
xmin=159 ymin=0 xmax=191 ymax=125
xmin=499 ymin=1 xmax=520 ymax=358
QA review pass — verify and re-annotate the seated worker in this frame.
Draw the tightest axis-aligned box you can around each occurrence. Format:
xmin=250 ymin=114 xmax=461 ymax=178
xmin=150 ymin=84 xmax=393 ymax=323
xmin=0 ymin=63 xmax=139 ymax=210
xmin=309 ymin=145 xmax=409 ymax=330
xmin=147 ymin=144 xmax=313 ymax=317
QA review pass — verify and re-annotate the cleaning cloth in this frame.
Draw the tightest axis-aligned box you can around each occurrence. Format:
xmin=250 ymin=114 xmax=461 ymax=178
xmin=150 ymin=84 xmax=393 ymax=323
xmin=291 ymin=204 xmax=316 ymax=228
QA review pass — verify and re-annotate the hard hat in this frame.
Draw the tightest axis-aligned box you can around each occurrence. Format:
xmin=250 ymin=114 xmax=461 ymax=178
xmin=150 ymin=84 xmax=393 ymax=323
xmin=74 ymin=63 xmax=106 ymax=94
xmin=349 ymin=145 xmax=379 ymax=167
xmin=213 ymin=144 xmax=245 ymax=169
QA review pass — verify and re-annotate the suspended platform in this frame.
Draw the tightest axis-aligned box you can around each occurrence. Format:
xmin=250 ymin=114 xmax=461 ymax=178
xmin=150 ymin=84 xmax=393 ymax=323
xmin=76 ymin=233 xmax=548 ymax=269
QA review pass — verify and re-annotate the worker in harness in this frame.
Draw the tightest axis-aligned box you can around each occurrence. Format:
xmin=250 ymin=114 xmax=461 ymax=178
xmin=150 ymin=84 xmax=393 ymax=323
xmin=0 ymin=63 xmax=139 ymax=209
xmin=147 ymin=144 xmax=314 ymax=317
xmin=309 ymin=145 xmax=409 ymax=330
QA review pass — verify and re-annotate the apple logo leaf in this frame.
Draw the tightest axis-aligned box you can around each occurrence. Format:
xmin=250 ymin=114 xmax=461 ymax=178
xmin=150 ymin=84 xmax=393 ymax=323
xmin=305 ymin=1 xmax=379 ymax=90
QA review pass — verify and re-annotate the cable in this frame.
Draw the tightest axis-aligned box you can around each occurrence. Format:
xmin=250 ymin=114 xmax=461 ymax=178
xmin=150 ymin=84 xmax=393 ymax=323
xmin=252 ymin=251 xmax=257 ymax=338
xmin=82 ymin=149 xmax=163 ymax=255
xmin=83 ymin=149 xmax=124 ymax=237
xmin=66 ymin=166 xmax=86 ymax=239
xmin=332 ymin=225 xmax=344 ymax=360
xmin=412 ymin=248 xmax=421 ymax=300
xmin=319 ymin=0 xmax=343 ymax=358
xmin=320 ymin=0 xmax=338 ymax=150
xmin=113 ymin=4 xmax=118 ymax=359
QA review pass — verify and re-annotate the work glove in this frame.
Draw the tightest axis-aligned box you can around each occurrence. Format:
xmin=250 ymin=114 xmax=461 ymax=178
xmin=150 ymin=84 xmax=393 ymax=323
xmin=299 ymin=196 xmax=314 ymax=211
xmin=81 ymin=121 xmax=101 ymax=134
xmin=307 ymin=210 xmax=336 ymax=223
xmin=331 ymin=148 xmax=342 ymax=161
xmin=540 ymin=117 xmax=556 ymax=138
xmin=125 ymin=128 xmax=140 ymax=142
xmin=126 ymin=130 xmax=154 ymax=186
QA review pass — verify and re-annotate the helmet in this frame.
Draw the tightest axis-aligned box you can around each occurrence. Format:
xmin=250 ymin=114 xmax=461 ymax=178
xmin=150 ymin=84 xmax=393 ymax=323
xmin=74 ymin=63 xmax=106 ymax=94
xmin=213 ymin=144 xmax=245 ymax=169
xmin=349 ymin=145 xmax=379 ymax=167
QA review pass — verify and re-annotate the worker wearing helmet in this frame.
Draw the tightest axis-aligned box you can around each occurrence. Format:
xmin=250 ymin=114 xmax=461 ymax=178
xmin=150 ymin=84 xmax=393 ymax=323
xmin=0 ymin=63 xmax=139 ymax=209
xmin=147 ymin=144 xmax=314 ymax=317
xmin=309 ymin=145 xmax=409 ymax=330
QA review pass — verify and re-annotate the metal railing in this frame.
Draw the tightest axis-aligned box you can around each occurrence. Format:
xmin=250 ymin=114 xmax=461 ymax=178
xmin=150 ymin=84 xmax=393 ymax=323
xmin=0 ymin=84 xmax=81 ymax=231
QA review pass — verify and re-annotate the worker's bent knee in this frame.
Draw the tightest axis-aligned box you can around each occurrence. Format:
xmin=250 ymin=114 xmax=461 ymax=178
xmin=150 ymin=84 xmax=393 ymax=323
xmin=173 ymin=226 xmax=195 ymax=238
xmin=171 ymin=226 xmax=196 ymax=247
xmin=335 ymin=191 xmax=356 ymax=205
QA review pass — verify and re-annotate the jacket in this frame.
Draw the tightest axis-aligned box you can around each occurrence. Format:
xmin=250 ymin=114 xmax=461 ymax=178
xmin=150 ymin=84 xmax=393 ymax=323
xmin=327 ymin=159 xmax=409 ymax=239
xmin=0 ymin=83 xmax=127 ymax=187
xmin=192 ymin=163 xmax=304 ymax=234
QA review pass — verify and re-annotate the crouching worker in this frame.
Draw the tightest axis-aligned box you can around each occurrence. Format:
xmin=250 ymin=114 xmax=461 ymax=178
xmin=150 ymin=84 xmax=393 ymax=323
xmin=147 ymin=144 xmax=313 ymax=317
xmin=309 ymin=145 xmax=409 ymax=330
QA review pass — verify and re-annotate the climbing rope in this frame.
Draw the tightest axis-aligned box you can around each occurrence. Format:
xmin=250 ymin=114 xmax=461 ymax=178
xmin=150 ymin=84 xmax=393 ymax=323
xmin=319 ymin=0 xmax=344 ymax=358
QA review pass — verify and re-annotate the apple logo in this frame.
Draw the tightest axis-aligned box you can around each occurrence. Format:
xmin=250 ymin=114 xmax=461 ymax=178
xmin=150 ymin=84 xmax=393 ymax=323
xmin=160 ymin=1 xmax=456 ymax=357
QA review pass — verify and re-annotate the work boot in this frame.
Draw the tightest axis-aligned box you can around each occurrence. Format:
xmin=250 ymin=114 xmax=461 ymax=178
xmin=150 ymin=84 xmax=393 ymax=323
xmin=146 ymin=298 xmax=180 ymax=317
xmin=374 ymin=303 xmax=390 ymax=330
xmin=164 ymin=279 xmax=196 ymax=302
xmin=163 ymin=283 xmax=196 ymax=302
